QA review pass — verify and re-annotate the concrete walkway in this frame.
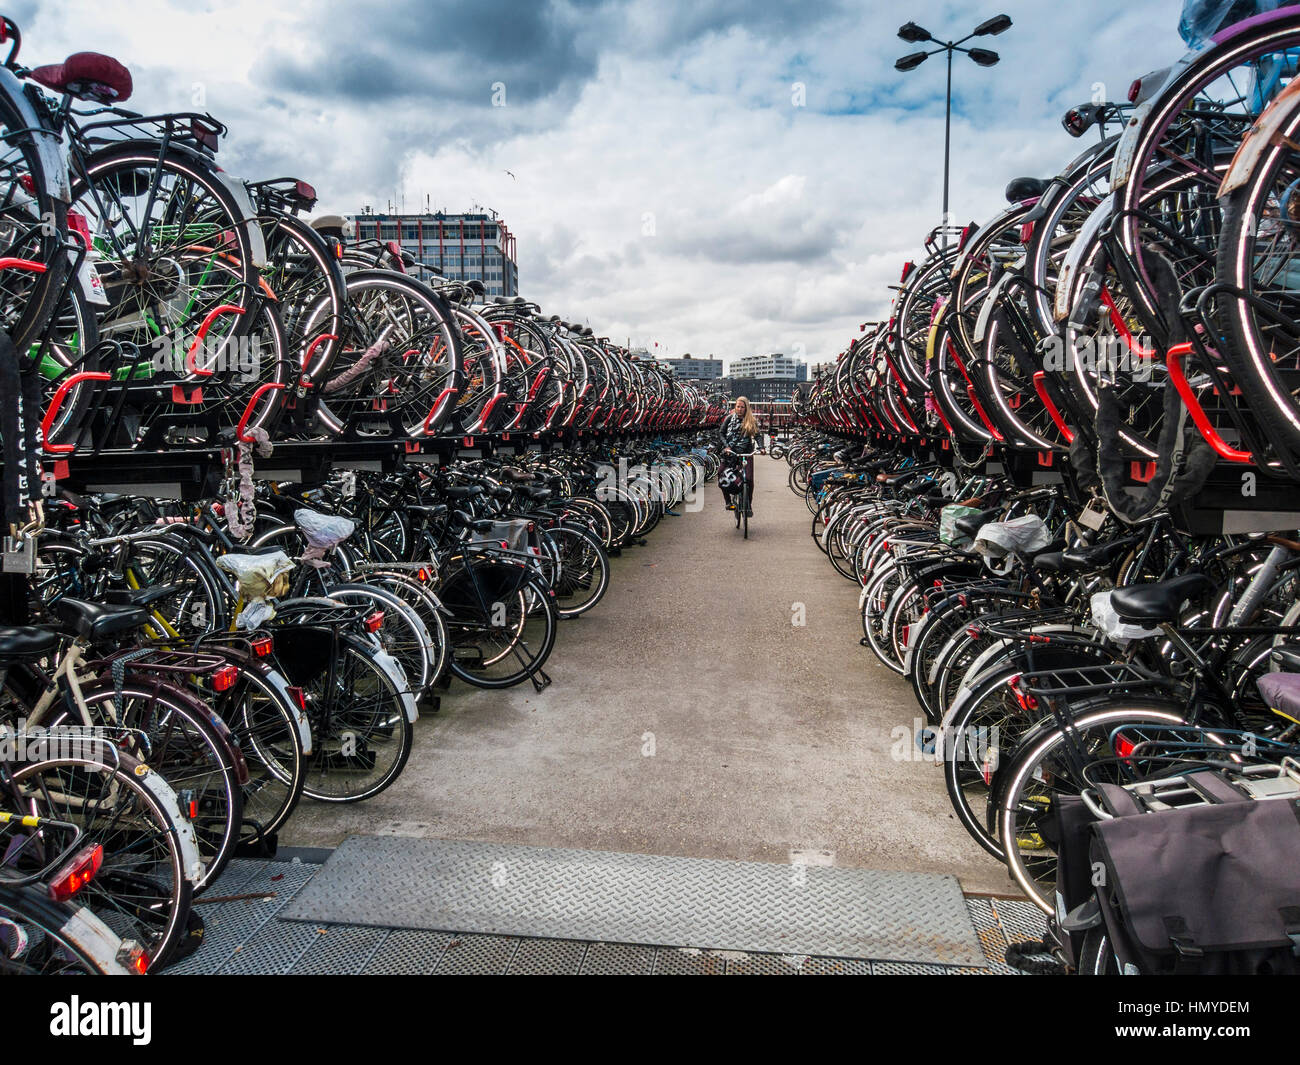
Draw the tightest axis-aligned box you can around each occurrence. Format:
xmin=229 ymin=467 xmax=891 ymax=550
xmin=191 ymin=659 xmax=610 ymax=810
xmin=282 ymin=455 xmax=1012 ymax=895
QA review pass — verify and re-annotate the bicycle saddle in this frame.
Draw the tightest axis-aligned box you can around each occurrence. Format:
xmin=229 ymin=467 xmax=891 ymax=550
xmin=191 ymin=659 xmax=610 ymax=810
xmin=1109 ymin=573 xmax=1214 ymax=624
xmin=1032 ymin=551 xmax=1065 ymax=574
xmin=30 ymin=52 xmax=133 ymax=104
xmin=954 ymin=508 xmax=1001 ymax=540
xmin=0 ymin=626 xmax=59 ymax=658
xmin=49 ymin=597 xmax=148 ymax=641
xmin=104 ymin=582 xmax=184 ymax=607
xmin=1004 ymin=176 xmax=1049 ymax=203
xmin=1060 ymin=536 xmax=1138 ymax=572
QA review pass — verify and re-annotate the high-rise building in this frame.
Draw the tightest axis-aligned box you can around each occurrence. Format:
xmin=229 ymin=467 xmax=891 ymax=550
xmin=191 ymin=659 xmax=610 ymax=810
xmin=728 ymin=353 xmax=807 ymax=381
xmin=346 ymin=209 xmax=519 ymax=297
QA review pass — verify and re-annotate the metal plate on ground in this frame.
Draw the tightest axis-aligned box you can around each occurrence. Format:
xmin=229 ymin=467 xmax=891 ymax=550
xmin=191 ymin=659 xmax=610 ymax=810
xmin=280 ymin=837 xmax=985 ymax=966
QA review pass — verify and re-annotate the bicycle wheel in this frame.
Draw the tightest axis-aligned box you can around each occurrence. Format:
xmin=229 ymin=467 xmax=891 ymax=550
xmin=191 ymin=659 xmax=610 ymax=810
xmin=9 ymin=747 xmax=196 ymax=966
xmin=311 ymin=271 xmax=464 ymax=438
xmin=995 ymin=705 xmax=1189 ymax=914
xmin=70 ymin=680 xmax=242 ymax=893
xmin=216 ymin=664 xmax=306 ymax=845
xmin=0 ymin=93 xmax=67 ymax=353
xmin=291 ymin=631 xmax=413 ymax=803
xmin=71 ymin=143 xmax=259 ymax=361
xmin=441 ymin=560 xmax=557 ymax=688
xmin=0 ymin=883 xmax=134 ymax=975
xmin=328 ymin=582 xmax=433 ymax=694
xmin=537 ymin=525 xmax=610 ymax=617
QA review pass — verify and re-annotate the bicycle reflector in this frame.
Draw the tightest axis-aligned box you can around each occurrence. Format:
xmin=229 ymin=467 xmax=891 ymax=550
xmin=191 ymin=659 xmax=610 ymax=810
xmin=251 ymin=636 xmax=273 ymax=657
xmin=117 ymin=941 xmax=149 ymax=975
xmin=48 ymin=844 xmax=103 ymax=901
xmin=364 ymin=610 xmax=384 ymax=633
xmin=1009 ymin=675 xmax=1038 ymax=711
xmin=210 ymin=665 xmax=240 ymax=692
xmin=286 ymin=686 xmax=308 ymax=712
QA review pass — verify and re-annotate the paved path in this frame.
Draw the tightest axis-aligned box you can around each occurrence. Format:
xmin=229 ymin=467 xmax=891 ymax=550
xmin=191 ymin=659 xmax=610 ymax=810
xmin=282 ymin=455 xmax=1012 ymax=895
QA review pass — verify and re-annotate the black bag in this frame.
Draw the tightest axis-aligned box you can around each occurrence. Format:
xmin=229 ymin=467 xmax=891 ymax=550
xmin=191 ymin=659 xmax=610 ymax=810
xmin=1090 ymin=782 xmax=1300 ymax=975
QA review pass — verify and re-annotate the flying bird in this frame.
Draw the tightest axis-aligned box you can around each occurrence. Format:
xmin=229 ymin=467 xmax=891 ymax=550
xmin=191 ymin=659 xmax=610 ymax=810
xmin=504 ymin=170 xmax=516 ymax=180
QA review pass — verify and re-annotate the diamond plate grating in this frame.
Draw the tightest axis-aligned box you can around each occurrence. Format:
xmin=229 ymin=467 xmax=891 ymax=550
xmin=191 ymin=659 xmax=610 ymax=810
xmin=435 ymin=934 xmax=519 ymax=975
xmin=363 ymin=929 xmax=454 ymax=975
xmin=803 ymin=956 xmax=873 ymax=976
xmin=965 ymin=897 xmax=1018 ymax=975
xmin=165 ymin=860 xmax=321 ymax=975
xmin=508 ymin=937 xmax=588 ymax=975
xmin=991 ymin=897 xmax=1050 ymax=947
xmin=653 ymin=948 xmax=727 ymax=975
xmin=280 ymin=837 xmax=985 ymax=966
xmin=868 ymin=961 xmax=955 ymax=975
xmin=290 ymin=924 xmax=389 ymax=975
xmin=221 ymin=918 xmax=322 ymax=975
xmin=726 ymin=952 xmax=805 ymax=975
xmin=580 ymin=942 xmax=657 ymax=975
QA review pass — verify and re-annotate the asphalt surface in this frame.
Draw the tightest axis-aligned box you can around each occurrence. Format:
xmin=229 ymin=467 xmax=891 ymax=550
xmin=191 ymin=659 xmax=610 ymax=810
xmin=282 ymin=455 xmax=1013 ymax=895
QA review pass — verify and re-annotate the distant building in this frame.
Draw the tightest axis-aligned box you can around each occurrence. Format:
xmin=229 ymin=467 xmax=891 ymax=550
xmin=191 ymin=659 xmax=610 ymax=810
xmin=728 ymin=353 xmax=807 ymax=381
xmin=346 ymin=209 xmax=518 ymax=297
xmin=656 ymin=354 xmax=724 ymax=381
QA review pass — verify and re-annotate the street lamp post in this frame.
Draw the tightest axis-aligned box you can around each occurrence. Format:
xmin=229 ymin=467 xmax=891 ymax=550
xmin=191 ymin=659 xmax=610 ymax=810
xmin=895 ymin=14 xmax=1012 ymax=251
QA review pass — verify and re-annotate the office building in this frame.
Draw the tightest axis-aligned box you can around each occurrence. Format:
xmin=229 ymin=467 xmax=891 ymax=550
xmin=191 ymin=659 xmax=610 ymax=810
xmin=346 ymin=209 xmax=519 ymax=297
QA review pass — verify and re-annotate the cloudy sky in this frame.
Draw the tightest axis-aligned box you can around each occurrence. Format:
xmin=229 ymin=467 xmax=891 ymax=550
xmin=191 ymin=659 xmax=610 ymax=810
xmin=21 ymin=0 xmax=1183 ymax=367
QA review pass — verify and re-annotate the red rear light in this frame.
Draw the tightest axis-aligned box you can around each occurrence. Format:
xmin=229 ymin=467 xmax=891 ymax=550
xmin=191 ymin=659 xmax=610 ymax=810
xmin=966 ymin=625 xmax=982 ymax=638
xmin=48 ymin=845 xmax=103 ymax=901
xmin=252 ymin=636 xmax=273 ymax=657
xmin=900 ymin=261 xmax=914 ymax=283
xmin=19 ymin=174 xmax=34 ymax=195
xmin=116 ymin=941 xmax=149 ymax=975
xmin=287 ymin=686 xmax=307 ymax=711
xmin=417 ymin=568 xmax=430 ymax=581
xmin=364 ymin=610 xmax=384 ymax=633
xmin=1128 ymin=78 xmax=1141 ymax=103
xmin=211 ymin=665 xmax=239 ymax=692
xmin=1115 ymin=735 xmax=1136 ymax=759
xmin=1008 ymin=675 xmax=1039 ymax=711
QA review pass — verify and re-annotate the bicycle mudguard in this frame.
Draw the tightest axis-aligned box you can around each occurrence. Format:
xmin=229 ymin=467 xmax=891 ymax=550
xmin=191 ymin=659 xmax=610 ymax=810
xmin=0 ymin=67 xmax=68 ymax=201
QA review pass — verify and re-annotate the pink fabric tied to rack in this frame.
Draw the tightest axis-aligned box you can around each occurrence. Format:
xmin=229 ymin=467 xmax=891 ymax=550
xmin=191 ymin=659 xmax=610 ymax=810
xmin=320 ymin=339 xmax=389 ymax=394
xmin=225 ymin=427 xmax=272 ymax=540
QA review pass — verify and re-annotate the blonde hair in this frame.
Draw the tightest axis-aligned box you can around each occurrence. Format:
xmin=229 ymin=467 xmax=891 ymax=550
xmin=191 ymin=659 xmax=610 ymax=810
xmin=734 ymin=396 xmax=758 ymax=436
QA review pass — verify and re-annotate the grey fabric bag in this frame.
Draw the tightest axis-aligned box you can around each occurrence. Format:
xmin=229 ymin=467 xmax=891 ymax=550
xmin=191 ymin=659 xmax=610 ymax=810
xmin=1090 ymin=783 xmax=1300 ymax=974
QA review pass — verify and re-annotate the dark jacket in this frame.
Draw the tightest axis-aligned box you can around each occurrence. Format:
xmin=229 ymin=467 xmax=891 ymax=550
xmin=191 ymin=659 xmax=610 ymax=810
xmin=718 ymin=412 xmax=757 ymax=455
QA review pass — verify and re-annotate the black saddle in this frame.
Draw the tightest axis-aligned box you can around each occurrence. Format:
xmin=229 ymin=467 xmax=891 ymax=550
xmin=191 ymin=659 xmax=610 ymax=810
xmin=0 ymin=626 xmax=59 ymax=658
xmin=1061 ymin=537 xmax=1138 ymax=572
xmin=954 ymin=508 xmax=1001 ymax=540
xmin=1005 ymin=176 xmax=1049 ymax=203
xmin=1109 ymin=574 xmax=1214 ymax=624
xmin=49 ymin=597 xmax=148 ymax=641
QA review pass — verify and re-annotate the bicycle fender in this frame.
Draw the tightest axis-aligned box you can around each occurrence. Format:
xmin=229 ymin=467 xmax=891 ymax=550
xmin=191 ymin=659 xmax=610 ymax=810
xmin=1 ymin=68 xmax=69 ymax=201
